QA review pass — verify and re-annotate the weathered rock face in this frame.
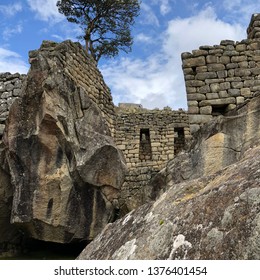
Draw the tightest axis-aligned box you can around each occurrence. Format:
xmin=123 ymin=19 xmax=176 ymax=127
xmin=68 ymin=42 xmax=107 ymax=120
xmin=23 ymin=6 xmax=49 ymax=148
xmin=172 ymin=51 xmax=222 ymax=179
xmin=78 ymin=144 xmax=260 ymax=260
xmin=3 ymin=40 xmax=127 ymax=243
xmin=78 ymin=95 xmax=260 ymax=259
xmin=145 ymin=94 xmax=260 ymax=201
xmin=0 ymin=142 xmax=22 ymax=257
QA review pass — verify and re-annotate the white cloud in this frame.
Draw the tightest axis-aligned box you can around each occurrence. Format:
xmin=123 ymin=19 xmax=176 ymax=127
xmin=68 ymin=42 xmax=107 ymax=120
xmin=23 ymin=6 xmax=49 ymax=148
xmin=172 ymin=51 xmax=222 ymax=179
xmin=157 ymin=0 xmax=172 ymax=15
xmin=163 ymin=7 xmax=245 ymax=56
xmin=2 ymin=24 xmax=23 ymax=41
xmin=140 ymin=2 xmax=160 ymax=26
xmin=0 ymin=2 xmax=22 ymax=17
xmin=101 ymin=6 xmax=247 ymax=110
xmin=135 ymin=33 xmax=153 ymax=43
xmin=0 ymin=47 xmax=29 ymax=74
xmin=222 ymin=0 xmax=260 ymax=25
xmin=26 ymin=0 xmax=64 ymax=22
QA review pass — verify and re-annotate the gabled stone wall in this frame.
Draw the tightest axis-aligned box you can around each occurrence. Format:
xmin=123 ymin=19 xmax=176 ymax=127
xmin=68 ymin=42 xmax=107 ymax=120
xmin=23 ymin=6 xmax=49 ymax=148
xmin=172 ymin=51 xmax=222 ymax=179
xmin=182 ymin=13 xmax=260 ymax=133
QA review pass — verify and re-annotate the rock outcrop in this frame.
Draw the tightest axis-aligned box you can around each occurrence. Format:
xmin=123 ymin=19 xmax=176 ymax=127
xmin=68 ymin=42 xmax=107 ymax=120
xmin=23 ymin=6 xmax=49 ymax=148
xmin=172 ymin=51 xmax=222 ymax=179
xmin=2 ymin=40 xmax=127 ymax=244
xmin=78 ymin=95 xmax=260 ymax=259
xmin=145 ymin=94 xmax=260 ymax=201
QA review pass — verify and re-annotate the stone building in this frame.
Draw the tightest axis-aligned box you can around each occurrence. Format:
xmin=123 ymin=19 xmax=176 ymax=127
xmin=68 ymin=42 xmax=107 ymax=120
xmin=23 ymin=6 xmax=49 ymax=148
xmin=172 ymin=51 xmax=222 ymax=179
xmin=115 ymin=104 xmax=190 ymax=210
xmin=182 ymin=13 xmax=260 ymax=133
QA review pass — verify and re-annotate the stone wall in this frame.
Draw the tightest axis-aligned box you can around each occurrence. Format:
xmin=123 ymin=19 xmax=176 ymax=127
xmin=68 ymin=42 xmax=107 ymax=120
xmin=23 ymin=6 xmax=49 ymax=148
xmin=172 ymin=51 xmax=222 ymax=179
xmin=29 ymin=40 xmax=115 ymax=134
xmin=182 ymin=13 xmax=260 ymax=133
xmin=115 ymin=104 xmax=190 ymax=210
xmin=0 ymin=73 xmax=26 ymax=136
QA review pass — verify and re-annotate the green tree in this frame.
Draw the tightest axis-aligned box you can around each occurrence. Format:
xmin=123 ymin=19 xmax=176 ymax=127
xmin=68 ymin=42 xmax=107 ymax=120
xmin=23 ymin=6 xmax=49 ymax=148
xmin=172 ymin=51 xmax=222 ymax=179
xmin=56 ymin=0 xmax=140 ymax=62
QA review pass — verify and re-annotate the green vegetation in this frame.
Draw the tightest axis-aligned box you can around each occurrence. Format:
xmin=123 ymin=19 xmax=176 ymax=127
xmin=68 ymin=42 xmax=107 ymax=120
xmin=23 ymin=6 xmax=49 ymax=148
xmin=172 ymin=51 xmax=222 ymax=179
xmin=57 ymin=0 xmax=140 ymax=62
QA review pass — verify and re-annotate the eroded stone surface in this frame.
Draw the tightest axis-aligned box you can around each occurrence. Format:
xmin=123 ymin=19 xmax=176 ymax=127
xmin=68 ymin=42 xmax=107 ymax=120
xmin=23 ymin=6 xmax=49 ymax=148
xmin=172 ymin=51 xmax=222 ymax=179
xmin=3 ymin=41 xmax=127 ymax=243
xmin=78 ymin=145 xmax=260 ymax=259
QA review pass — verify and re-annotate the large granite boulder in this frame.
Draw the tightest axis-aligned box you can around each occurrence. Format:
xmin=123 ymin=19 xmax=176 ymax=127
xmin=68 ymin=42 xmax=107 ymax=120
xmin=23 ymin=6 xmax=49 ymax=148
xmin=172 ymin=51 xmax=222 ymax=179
xmin=78 ymin=143 xmax=260 ymax=260
xmin=3 ymin=41 xmax=127 ymax=243
xmin=0 ymin=142 xmax=22 ymax=257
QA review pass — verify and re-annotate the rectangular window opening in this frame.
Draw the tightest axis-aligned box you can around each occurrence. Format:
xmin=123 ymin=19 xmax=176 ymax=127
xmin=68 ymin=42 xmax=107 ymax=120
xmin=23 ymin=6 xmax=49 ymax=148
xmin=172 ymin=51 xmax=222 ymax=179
xmin=139 ymin=128 xmax=152 ymax=160
xmin=174 ymin=127 xmax=185 ymax=155
xmin=212 ymin=104 xmax=228 ymax=116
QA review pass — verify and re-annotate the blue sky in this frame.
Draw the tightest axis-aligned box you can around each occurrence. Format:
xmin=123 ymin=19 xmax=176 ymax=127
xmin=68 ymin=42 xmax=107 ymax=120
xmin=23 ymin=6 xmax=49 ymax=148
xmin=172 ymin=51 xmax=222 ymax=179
xmin=0 ymin=0 xmax=258 ymax=109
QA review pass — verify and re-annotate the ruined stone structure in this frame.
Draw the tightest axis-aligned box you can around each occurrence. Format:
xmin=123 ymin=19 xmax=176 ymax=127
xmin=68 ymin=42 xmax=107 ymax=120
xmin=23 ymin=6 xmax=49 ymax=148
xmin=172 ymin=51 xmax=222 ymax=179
xmin=0 ymin=42 xmax=191 ymax=212
xmin=1 ymin=14 xmax=260 ymax=216
xmin=115 ymin=104 xmax=190 ymax=210
xmin=182 ymin=13 xmax=260 ymax=133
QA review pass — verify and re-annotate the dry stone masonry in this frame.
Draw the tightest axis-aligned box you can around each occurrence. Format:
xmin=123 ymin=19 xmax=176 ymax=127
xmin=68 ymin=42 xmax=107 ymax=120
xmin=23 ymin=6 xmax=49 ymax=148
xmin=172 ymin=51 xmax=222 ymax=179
xmin=182 ymin=13 xmax=260 ymax=133
xmin=0 ymin=73 xmax=26 ymax=137
xmin=115 ymin=104 xmax=190 ymax=210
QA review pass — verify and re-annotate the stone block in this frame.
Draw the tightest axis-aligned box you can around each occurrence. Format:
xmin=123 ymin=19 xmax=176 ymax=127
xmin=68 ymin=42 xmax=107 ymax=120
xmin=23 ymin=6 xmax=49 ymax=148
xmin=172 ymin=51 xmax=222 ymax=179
xmin=185 ymin=80 xmax=205 ymax=87
xmin=236 ymin=96 xmax=245 ymax=104
xmin=207 ymin=63 xmax=225 ymax=71
xmin=219 ymin=82 xmax=231 ymax=90
xmin=206 ymin=55 xmax=218 ymax=64
xmin=13 ymin=88 xmax=22 ymax=97
xmin=241 ymin=88 xmax=252 ymax=98
xmin=226 ymin=104 xmax=236 ymax=111
xmin=189 ymin=114 xmax=213 ymax=124
xmin=252 ymin=56 xmax=260 ymax=61
xmin=223 ymin=50 xmax=239 ymax=56
xmin=196 ymin=66 xmax=208 ymax=72
xmin=235 ymin=44 xmax=246 ymax=52
xmin=205 ymin=78 xmax=224 ymax=84
xmin=227 ymin=69 xmax=235 ymax=77
xmin=196 ymin=72 xmax=217 ymax=80
xmin=198 ymin=85 xmax=210 ymax=94
xmin=5 ymin=83 xmax=14 ymax=91
xmin=226 ymin=63 xmax=239 ymax=69
xmin=231 ymin=81 xmax=243 ymax=89
xmin=231 ymin=55 xmax=247 ymax=63
xmin=182 ymin=56 xmax=206 ymax=67
xmin=219 ymin=91 xmax=228 ymax=98
xmin=234 ymin=69 xmax=251 ymax=77
xmin=217 ymin=70 xmax=228 ymax=78
xmin=219 ymin=56 xmax=230 ymax=64
xmin=185 ymin=75 xmax=195 ymax=81
xmin=228 ymin=89 xmax=240 ymax=97
xmin=200 ymin=106 xmax=212 ymax=115
xmin=238 ymin=61 xmax=248 ymax=68
xmin=210 ymin=83 xmax=219 ymax=92
xmin=220 ymin=40 xmax=235 ymax=46
xmin=188 ymin=106 xmax=199 ymax=114
xmin=192 ymin=49 xmax=208 ymax=57
xmin=206 ymin=92 xmax=219 ymax=99
xmin=187 ymin=93 xmax=206 ymax=101
xmin=188 ymin=101 xmax=198 ymax=106
xmin=186 ymin=87 xmax=197 ymax=94
xmin=244 ymin=80 xmax=255 ymax=87
xmin=1 ymin=91 xmax=12 ymax=98
xmin=199 ymin=97 xmax=236 ymax=107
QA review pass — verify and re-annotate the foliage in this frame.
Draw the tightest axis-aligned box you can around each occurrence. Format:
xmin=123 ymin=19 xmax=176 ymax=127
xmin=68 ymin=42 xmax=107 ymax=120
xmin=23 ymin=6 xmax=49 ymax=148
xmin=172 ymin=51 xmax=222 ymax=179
xmin=57 ymin=0 xmax=140 ymax=62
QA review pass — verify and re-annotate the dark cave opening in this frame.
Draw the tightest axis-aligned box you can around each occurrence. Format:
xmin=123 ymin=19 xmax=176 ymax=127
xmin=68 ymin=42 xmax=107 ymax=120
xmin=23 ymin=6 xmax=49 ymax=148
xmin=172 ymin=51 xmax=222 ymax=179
xmin=16 ymin=238 xmax=89 ymax=260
